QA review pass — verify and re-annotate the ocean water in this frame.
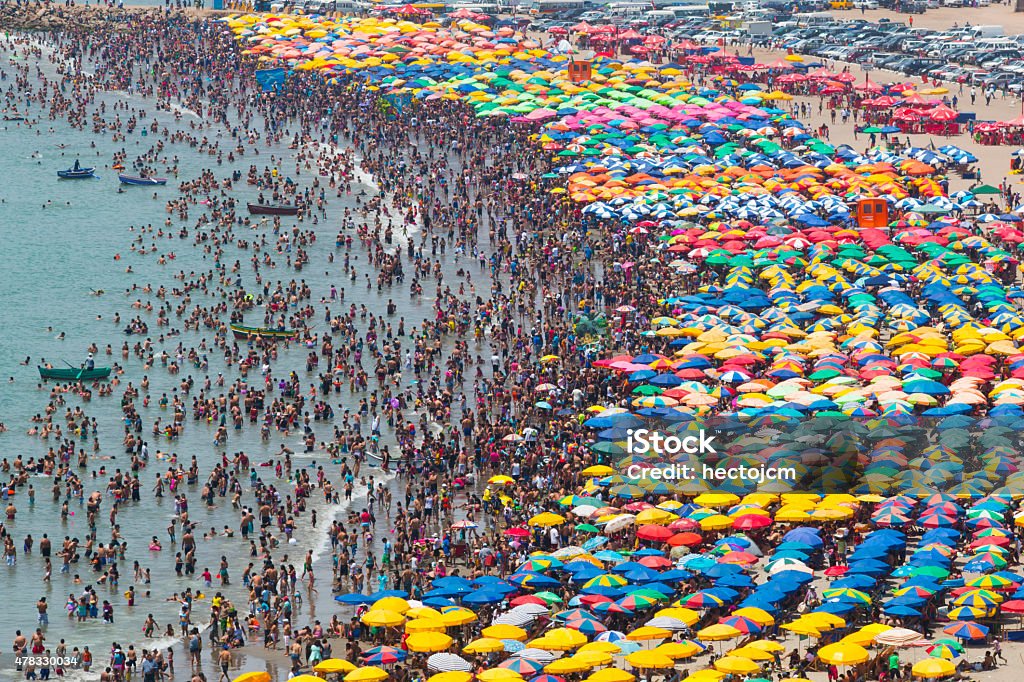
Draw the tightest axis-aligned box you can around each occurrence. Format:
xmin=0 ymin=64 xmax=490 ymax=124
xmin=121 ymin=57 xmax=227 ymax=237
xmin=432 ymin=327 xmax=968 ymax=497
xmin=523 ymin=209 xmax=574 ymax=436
xmin=0 ymin=35 xmax=464 ymax=680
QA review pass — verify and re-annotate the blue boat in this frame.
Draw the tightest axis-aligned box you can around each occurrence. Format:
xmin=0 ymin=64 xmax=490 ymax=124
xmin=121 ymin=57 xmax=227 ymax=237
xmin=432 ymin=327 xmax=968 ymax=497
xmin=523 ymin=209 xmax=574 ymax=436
xmin=118 ymin=174 xmax=167 ymax=186
xmin=57 ymin=160 xmax=96 ymax=179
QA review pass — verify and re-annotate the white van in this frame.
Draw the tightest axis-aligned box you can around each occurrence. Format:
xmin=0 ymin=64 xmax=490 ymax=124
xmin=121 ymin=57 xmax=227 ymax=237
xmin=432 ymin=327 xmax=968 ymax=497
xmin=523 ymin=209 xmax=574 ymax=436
xmin=968 ymin=25 xmax=1005 ymax=38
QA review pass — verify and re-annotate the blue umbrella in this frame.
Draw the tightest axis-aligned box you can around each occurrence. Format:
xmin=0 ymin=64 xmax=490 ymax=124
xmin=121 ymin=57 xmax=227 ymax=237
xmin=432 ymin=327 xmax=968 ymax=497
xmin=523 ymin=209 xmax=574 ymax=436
xmin=463 ymin=590 xmax=506 ymax=605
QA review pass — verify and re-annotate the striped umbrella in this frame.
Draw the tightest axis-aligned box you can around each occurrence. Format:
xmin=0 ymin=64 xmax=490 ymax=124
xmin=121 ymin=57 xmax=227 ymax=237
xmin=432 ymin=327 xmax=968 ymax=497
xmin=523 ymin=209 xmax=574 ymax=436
xmin=427 ymin=654 xmax=473 ymax=673
xmin=498 ymin=658 xmax=544 ymax=676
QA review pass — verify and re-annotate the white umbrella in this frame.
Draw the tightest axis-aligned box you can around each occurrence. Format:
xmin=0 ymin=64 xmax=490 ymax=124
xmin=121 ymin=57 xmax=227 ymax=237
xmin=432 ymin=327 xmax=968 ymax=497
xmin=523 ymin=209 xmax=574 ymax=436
xmin=427 ymin=654 xmax=473 ymax=672
xmin=572 ymin=505 xmax=598 ymax=518
xmin=514 ymin=648 xmax=560 ymax=662
xmin=603 ymin=514 xmax=636 ymax=534
xmin=874 ymin=628 xmax=925 ymax=647
xmin=645 ymin=617 xmax=690 ymax=631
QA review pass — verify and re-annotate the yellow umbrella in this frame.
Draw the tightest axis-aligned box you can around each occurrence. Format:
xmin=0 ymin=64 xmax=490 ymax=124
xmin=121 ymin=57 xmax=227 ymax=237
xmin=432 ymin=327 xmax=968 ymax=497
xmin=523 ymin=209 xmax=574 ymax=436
xmin=406 ymin=618 xmax=448 ymax=633
xmin=528 ymin=512 xmax=566 ymax=527
xmin=290 ymin=676 xmax=327 ymax=682
xmin=482 ymin=624 xmax=528 ymax=640
xmin=371 ymin=596 xmax=410 ymax=614
xmin=361 ymin=609 xmax=405 ymax=627
xmin=587 ymin=669 xmax=636 ymax=682
xmin=683 ymin=672 xmax=725 ymax=682
xmin=730 ymin=647 xmax=774 ymax=661
xmin=579 ymin=641 xmax=622 ymax=654
xmin=817 ymin=643 xmax=870 ymax=666
xmin=489 ymin=475 xmax=515 ymax=485
xmin=626 ymin=626 xmax=672 ymax=641
xmin=912 ymin=659 xmax=956 ymax=678
xmin=429 ymin=674 xmax=473 ymax=682
xmin=582 ymin=465 xmax=615 ymax=476
xmin=655 ymin=607 xmax=700 ymax=626
xmin=698 ymin=623 xmax=742 ymax=641
xmin=781 ymin=621 xmax=821 ymax=638
xmin=406 ymin=632 xmax=454 ymax=653
xmin=733 ymin=607 xmax=775 ymax=626
xmin=746 ymin=640 xmax=785 ymax=653
xmin=626 ymin=651 xmax=676 ymax=670
xmin=464 ymin=638 xmax=506 ymax=654
xmin=575 ymin=650 xmax=614 ymax=666
xmin=714 ymin=657 xmax=761 ymax=675
xmin=531 ymin=628 xmax=587 ymax=651
xmin=545 ymin=658 xmax=592 ymax=674
xmin=233 ymin=674 xmax=271 ymax=682
xmin=439 ymin=608 xmax=477 ymax=626
xmin=345 ymin=668 xmax=390 ymax=682
xmin=314 ymin=659 xmax=358 ymax=674
xmin=476 ymin=670 xmax=524 ymax=682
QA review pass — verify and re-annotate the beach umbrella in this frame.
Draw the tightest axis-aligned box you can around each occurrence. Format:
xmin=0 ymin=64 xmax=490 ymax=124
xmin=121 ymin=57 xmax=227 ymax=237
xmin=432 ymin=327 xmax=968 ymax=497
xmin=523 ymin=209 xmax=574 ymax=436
xmin=499 ymin=659 xmax=545 ymax=676
xmin=361 ymin=609 xmax=406 ymax=627
xmin=407 ymin=632 xmax=455 ymax=653
xmin=430 ymin=674 xmax=473 ymax=682
xmin=427 ymin=654 xmax=473 ymax=673
xmin=943 ymin=621 xmax=989 ymax=640
xmin=874 ymin=628 xmax=925 ymax=647
xmin=484 ymin=624 xmax=529 ymax=641
xmin=627 ymin=651 xmax=677 ymax=669
xmin=478 ymin=670 xmax=529 ymax=682
xmin=926 ymin=643 xmax=962 ymax=660
xmin=817 ymin=643 xmax=869 ymax=666
xmin=714 ymin=656 xmax=761 ymax=675
xmin=345 ymin=668 xmax=390 ymax=682
xmin=465 ymin=639 xmax=508 ymax=654
xmin=586 ymin=670 xmax=636 ymax=682
xmin=912 ymin=659 xmax=956 ymax=678
xmin=234 ymin=674 xmax=271 ymax=682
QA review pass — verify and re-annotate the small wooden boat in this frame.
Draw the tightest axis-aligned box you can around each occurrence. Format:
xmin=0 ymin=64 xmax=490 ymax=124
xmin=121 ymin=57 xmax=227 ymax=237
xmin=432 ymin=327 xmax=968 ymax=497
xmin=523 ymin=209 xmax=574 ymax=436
xmin=119 ymin=174 xmax=167 ymax=186
xmin=247 ymin=202 xmax=299 ymax=216
xmin=230 ymin=324 xmax=299 ymax=341
xmin=57 ymin=160 xmax=96 ymax=179
xmin=38 ymin=366 xmax=112 ymax=381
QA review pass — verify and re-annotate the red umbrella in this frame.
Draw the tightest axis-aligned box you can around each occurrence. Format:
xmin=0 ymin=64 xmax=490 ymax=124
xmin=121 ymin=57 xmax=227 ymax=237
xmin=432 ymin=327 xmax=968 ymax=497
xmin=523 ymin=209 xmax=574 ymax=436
xmin=510 ymin=595 xmax=548 ymax=607
xmin=718 ymin=551 xmax=757 ymax=565
xmin=732 ymin=514 xmax=772 ymax=530
xmin=638 ymin=556 xmax=672 ymax=569
xmin=1001 ymin=600 xmax=1024 ymax=614
xmin=930 ymin=105 xmax=958 ymax=122
xmin=855 ymin=78 xmax=883 ymax=92
xmin=637 ymin=524 xmax=674 ymax=541
xmin=505 ymin=526 xmax=531 ymax=537
xmin=669 ymin=532 xmax=703 ymax=547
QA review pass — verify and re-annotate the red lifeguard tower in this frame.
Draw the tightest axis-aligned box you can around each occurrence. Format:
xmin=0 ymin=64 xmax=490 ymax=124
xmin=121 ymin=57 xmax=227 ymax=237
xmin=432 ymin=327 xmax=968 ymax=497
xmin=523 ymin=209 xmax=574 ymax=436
xmin=856 ymin=198 xmax=889 ymax=229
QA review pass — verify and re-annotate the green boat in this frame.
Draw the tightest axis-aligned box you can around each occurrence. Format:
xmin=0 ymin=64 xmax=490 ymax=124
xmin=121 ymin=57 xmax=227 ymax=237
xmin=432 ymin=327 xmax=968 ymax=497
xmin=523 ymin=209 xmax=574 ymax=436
xmin=38 ymin=366 xmax=112 ymax=381
xmin=230 ymin=324 xmax=299 ymax=341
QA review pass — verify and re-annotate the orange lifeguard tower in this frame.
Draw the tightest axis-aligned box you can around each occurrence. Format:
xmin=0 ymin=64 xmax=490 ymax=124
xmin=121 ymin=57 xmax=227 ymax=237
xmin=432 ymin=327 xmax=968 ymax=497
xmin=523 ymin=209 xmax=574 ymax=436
xmin=568 ymin=59 xmax=592 ymax=83
xmin=856 ymin=198 xmax=889 ymax=229
xmin=567 ymin=50 xmax=595 ymax=84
